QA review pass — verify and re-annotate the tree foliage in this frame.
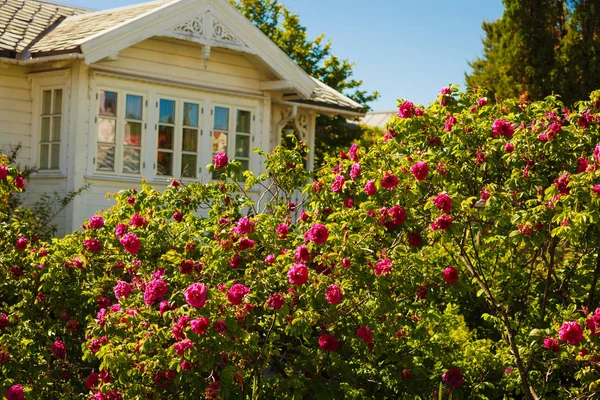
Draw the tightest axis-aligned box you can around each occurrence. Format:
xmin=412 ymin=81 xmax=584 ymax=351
xmin=231 ymin=0 xmax=379 ymax=164
xmin=467 ymin=0 xmax=600 ymax=105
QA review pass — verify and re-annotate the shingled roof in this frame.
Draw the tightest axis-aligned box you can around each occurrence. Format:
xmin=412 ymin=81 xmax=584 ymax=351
xmin=0 ymin=0 xmax=87 ymax=57
xmin=283 ymin=77 xmax=364 ymax=115
xmin=29 ymin=0 xmax=167 ymax=55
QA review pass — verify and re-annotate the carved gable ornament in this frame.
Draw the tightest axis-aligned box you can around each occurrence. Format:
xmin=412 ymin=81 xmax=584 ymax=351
xmin=165 ymin=10 xmax=249 ymax=51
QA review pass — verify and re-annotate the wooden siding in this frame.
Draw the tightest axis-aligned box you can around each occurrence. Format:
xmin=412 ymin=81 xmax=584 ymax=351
xmin=0 ymin=64 xmax=31 ymax=164
xmin=95 ymin=38 xmax=270 ymax=93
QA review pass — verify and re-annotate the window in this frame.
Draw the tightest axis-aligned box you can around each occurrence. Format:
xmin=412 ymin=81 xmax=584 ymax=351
xmin=39 ymin=89 xmax=62 ymax=170
xmin=212 ymin=106 xmax=252 ymax=179
xmin=96 ymin=90 xmax=144 ymax=175
xmin=156 ymin=98 xmax=202 ymax=179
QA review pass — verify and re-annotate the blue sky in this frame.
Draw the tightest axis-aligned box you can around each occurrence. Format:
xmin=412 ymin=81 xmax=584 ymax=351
xmin=61 ymin=0 xmax=505 ymax=110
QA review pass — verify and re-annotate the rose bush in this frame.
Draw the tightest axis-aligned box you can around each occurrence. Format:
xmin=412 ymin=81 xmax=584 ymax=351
xmin=4 ymin=86 xmax=600 ymax=399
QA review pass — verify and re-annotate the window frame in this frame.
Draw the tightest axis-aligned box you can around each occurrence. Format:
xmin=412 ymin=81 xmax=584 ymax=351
xmin=38 ymin=88 xmax=64 ymax=171
xmin=211 ymin=103 xmax=254 ymax=180
xmin=93 ymin=87 xmax=147 ymax=177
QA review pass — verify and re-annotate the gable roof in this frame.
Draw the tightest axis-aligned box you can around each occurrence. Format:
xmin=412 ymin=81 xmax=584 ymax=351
xmin=0 ymin=0 xmax=365 ymax=116
xmin=0 ymin=0 xmax=87 ymax=56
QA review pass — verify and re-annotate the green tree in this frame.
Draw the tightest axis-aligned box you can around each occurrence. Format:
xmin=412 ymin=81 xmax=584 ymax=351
xmin=231 ymin=0 xmax=379 ymax=164
xmin=466 ymin=0 xmax=600 ymax=105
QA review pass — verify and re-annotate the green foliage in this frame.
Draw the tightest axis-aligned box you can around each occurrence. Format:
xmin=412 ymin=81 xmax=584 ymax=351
xmin=467 ymin=0 xmax=600 ymax=105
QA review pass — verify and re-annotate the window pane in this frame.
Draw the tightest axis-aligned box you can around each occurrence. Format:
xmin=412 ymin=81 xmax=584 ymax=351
xmin=126 ymin=95 xmax=143 ymax=120
xmin=97 ymin=145 xmax=115 ymax=171
xmin=53 ymin=89 xmax=62 ymax=114
xmin=214 ymin=107 xmax=229 ymax=131
xmin=42 ymin=90 xmax=52 ymax=114
xmin=212 ymin=131 xmax=228 ymax=154
xmin=236 ymin=110 xmax=251 ymax=133
xmin=183 ymin=103 xmax=199 ymax=127
xmin=181 ymin=154 xmax=196 ymax=178
xmin=237 ymin=160 xmax=249 ymax=182
xmin=157 ymin=151 xmax=173 ymax=176
xmin=124 ymin=122 xmax=142 ymax=146
xmin=50 ymin=143 xmax=60 ymax=169
xmin=40 ymin=144 xmax=49 ymax=169
xmin=158 ymin=125 xmax=174 ymax=150
xmin=41 ymin=117 xmax=51 ymax=141
xmin=235 ymin=134 xmax=250 ymax=158
xmin=123 ymin=148 xmax=141 ymax=174
xmin=97 ymin=118 xmax=116 ymax=143
xmin=182 ymin=128 xmax=198 ymax=152
xmin=99 ymin=91 xmax=118 ymax=117
xmin=52 ymin=116 xmax=61 ymax=141
xmin=159 ymin=99 xmax=175 ymax=124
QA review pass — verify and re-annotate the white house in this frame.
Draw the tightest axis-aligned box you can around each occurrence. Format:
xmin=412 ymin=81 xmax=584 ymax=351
xmin=0 ymin=0 xmax=364 ymax=236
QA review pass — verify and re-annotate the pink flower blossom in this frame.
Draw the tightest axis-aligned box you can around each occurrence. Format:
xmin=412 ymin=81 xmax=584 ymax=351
xmin=586 ymin=308 xmax=600 ymax=336
xmin=213 ymin=152 xmax=228 ymax=168
xmin=559 ymin=321 xmax=583 ymax=345
xmin=411 ymin=161 xmax=428 ymax=180
xmin=593 ymin=184 xmax=600 ymax=196
xmin=266 ymin=294 xmax=285 ymax=309
xmin=114 ymin=223 xmax=127 ymax=238
xmin=174 ymin=339 xmax=194 ymax=356
xmin=172 ymin=211 xmax=184 ymax=222
xmin=331 ymin=175 xmax=345 ymax=192
xmin=86 ymin=371 xmax=99 ymax=389
xmin=15 ymin=237 xmax=28 ymax=251
xmin=504 ymin=142 xmax=515 ymax=153
xmin=594 ymin=143 xmax=600 ymax=161
xmin=374 ymin=258 xmax=392 ymax=276
xmin=348 ymin=144 xmax=359 ymax=162
xmin=232 ymin=217 xmax=255 ymax=235
xmin=52 ymin=340 xmax=66 ymax=359
xmin=342 ymin=258 xmax=351 ymax=268
xmin=304 ymin=224 xmax=329 ymax=245
xmin=442 ymin=368 xmax=464 ymax=389
xmin=120 ymin=233 xmax=141 ymax=255
xmin=408 ymin=232 xmax=423 ymax=247
xmin=477 ymin=97 xmax=488 ymax=107
xmin=191 ymin=318 xmax=210 ymax=335
xmin=295 ymin=244 xmax=311 ymax=262
xmin=318 ymin=333 xmax=340 ymax=352
xmin=114 ymin=281 xmax=133 ymax=300
xmin=265 ymin=254 xmax=275 ymax=264
xmin=344 ymin=197 xmax=354 ymax=208
xmin=0 ymin=166 xmax=7 ymax=180
xmin=433 ymin=193 xmax=452 ymax=213
xmin=276 ymin=223 xmax=289 ymax=239
xmin=14 ymin=175 xmax=25 ymax=189
xmin=184 ymin=283 xmax=207 ymax=308
xmin=356 ymin=326 xmax=373 ymax=344
xmin=350 ymin=163 xmax=361 ymax=180
xmin=5 ymin=385 xmax=24 ymax=400
xmin=364 ymin=180 xmax=376 ymax=196
xmin=415 ymin=108 xmax=424 ymax=116
xmin=431 ymin=214 xmax=453 ymax=231
xmin=130 ymin=213 xmax=149 ymax=228
xmin=238 ymin=237 xmax=255 ymax=250
xmin=578 ymin=156 xmax=589 ymax=173
xmin=84 ymin=238 xmax=102 ymax=253
xmin=144 ymin=279 xmax=168 ymax=306
xmin=287 ymin=264 xmax=309 ymax=285
xmin=381 ymin=172 xmax=399 ymax=190
xmin=445 ymin=114 xmax=456 ymax=132
xmin=227 ymin=284 xmax=250 ymax=306
xmin=398 ymin=101 xmax=414 ymax=118
xmin=554 ymin=173 xmax=570 ymax=196
xmin=88 ymin=216 xmax=105 ymax=229
xmin=325 ymin=284 xmax=343 ymax=305
xmin=492 ymin=119 xmax=514 ymax=138
xmin=443 ymin=267 xmax=459 ymax=284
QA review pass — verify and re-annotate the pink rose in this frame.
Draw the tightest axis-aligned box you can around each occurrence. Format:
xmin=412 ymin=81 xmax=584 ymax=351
xmin=295 ymin=244 xmax=311 ymax=262
xmin=442 ymin=367 xmax=464 ymax=389
xmin=172 ymin=211 xmax=184 ymax=222
xmin=593 ymin=184 xmax=600 ymax=196
xmin=477 ymin=97 xmax=488 ymax=107
xmin=238 ymin=237 xmax=255 ymax=250
xmin=120 ymin=233 xmax=141 ymax=254
xmin=414 ymin=108 xmax=424 ymax=116
xmin=85 ymin=371 xmax=99 ymax=389
xmin=398 ymin=101 xmax=414 ymax=118
xmin=381 ymin=172 xmax=399 ymax=190
xmin=227 ymin=284 xmax=250 ymax=306
xmin=492 ymin=119 xmax=514 ymax=138
xmin=0 ymin=313 xmax=9 ymax=330
xmin=411 ymin=162 xmax=428 ymax=181
xmin=431 ymin=214 xmax=453 ymax=231
xmin=304 ymin=224 xmax=329 ymax=245
xmin=445 ymin=114 xmax=456 ymax=132
xmin=287 ymin=264 xmax=309 ymax=286
xmin=266 ymin=294 xmax=285 ymax=309
xmin=331 ymin=175 xmax=345 ymax=192
xmin=232 ymin=216 xmax=255 ymax=235
xmin=325 ymin=284 xmax=343 ymax=305
xmin=543 ymin=337 xmax=560 ymax=352
xmin=184 ymin=283 xmax=208 ymax=308
xmin=130 ymin=213 xmax=148 ymax=228
xmin=504 ymin=142 xmax=515 ymax=153
xmin=114 ymin=281 xmax=133 ymax=300
xmin=408 ymin=232 xmax=423 ymax=247
xmin=433 ymin=193 xmax=452 ymax=213
xmin=364 ymin=180 xmax=376 ymax=196
xmin=356 ymin=326 xmax=373 ymax=344
xmin=14 ymin=175 xmax=25 ymax=189
xmin=443 ymin=267 xmax=459 ymax=284
xmin=83 ymin=238 xmax=102 ymax=253
xmin=348 ymin=144 xmax=359 ymax=162
xmin=559 ymin=321 xmax=583 ymax=345
xmin=214 ymin=152 xmax=228 ymax=168
xmin=265 ymin=254 xmax=275 ymax=264
xmin=554 ymin=173 xmax=570 ymax=196
xmin=318 ymin=333 xmax=340 ymax=352
xmin=276 ymin=223 xmax=289 ymax=239
xmin=5 ymin=385 xmax=24 ymax=400
xmin=88 ymin=216 xmax=105 ymax=229
xmin=191 ymin=317 xmax=210 ymax=335
xmin=0 ymin=165 xmax=7 ymax=180
xmin=350 ymin=163 xmax=361 ymax=180
xmin=578 ymin=156 xmax=589 ymax=173
xmin=52 ymin=339 xmax=66 ymax=359
xmin=173 ymin=339 xmax=194 ymax=356
xmin=374 ymin=258 xmax=392 ymax=276
xmin=114 ymin=223 xmax=127 ymax=238
xmin=15 ymin=237 xmax=28 ymax=251
xmin=144 ymin=279 xmax=168 ymax=306
xmin=344 ymin=198 xmax=354 ymax=208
